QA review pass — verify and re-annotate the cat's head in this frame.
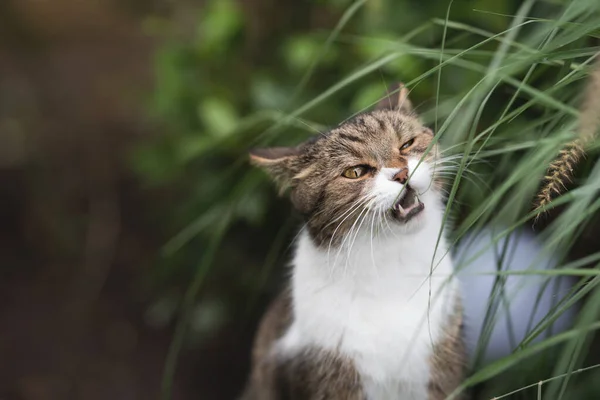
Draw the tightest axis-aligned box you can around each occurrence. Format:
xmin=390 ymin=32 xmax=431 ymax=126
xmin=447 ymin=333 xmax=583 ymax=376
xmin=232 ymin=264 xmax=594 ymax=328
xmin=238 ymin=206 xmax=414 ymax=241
xmin=250 ymin=84 xmax=443 ymax=248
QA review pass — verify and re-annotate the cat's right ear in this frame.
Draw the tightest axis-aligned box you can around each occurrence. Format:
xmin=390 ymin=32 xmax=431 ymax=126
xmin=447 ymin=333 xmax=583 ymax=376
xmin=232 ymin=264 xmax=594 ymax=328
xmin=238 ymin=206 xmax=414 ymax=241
xmin=249 ymin=146 xmax=301 ymax=190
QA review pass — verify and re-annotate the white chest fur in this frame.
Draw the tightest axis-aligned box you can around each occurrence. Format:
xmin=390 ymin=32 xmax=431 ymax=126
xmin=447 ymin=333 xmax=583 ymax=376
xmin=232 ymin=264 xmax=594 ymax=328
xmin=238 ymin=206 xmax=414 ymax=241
xmin=277 ymin=199 xmax=459 ymax=400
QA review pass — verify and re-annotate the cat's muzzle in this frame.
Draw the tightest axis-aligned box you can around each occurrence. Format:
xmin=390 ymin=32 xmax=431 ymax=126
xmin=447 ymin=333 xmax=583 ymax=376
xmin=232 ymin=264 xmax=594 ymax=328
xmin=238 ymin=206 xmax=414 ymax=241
xmin=391 ymin=185 xmax=424 ymax=222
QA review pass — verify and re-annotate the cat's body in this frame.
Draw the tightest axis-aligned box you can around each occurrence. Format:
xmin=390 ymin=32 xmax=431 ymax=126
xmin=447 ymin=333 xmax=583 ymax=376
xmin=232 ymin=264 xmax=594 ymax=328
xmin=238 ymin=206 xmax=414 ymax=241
xmin=243 ymin=85 xmax=465 ymax=400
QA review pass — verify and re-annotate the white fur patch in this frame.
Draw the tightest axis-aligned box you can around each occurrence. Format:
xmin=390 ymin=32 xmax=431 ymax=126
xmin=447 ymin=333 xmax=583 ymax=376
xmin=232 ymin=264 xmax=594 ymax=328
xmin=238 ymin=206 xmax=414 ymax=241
xmin=277 ymin=157 xmax=460 ymax=400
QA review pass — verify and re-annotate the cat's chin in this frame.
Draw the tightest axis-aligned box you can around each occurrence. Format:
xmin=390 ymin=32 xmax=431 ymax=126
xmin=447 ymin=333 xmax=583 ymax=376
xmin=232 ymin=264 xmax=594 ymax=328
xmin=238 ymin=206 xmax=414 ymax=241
xmin=388 ymin=209 xmax=427 ymax=235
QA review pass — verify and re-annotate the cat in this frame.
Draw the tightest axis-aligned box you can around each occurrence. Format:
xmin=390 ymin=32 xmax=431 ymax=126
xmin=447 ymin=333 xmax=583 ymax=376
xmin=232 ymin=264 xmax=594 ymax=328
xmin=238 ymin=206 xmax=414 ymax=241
xmin=242 ymin=84 xmax=466 ymax=400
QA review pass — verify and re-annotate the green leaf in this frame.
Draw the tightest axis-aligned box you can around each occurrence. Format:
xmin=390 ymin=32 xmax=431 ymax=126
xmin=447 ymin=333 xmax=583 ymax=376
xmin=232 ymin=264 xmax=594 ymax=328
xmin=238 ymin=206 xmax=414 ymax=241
xmin=198 ymin=98 xmax=239 ymax=137
xmin=351 ymin=82 xmax=387 ymax=112
xmin=284 ymin=36 xmax=322 ymax=71
xmin=197 ymin=0 xmax=243 ymax=55
xmin=251 ymin=76 xmax=291 ymax=110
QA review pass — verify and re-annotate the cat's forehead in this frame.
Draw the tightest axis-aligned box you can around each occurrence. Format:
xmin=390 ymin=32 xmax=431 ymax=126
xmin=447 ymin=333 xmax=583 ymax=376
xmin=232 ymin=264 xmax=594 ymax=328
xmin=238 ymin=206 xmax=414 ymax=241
xmin=344 ymin=110 xmax=422 ymax=133
xmin=310 ymin=110 xmax=423 ymax=159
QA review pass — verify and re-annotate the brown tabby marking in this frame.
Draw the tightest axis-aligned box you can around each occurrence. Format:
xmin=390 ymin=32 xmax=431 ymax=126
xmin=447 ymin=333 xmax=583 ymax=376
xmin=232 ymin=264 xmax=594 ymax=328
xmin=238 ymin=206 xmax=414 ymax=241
xmin=241 ymin=293 xmax=363 ymax=400
xmin=428 ymin=301 xmax=467 ymax=400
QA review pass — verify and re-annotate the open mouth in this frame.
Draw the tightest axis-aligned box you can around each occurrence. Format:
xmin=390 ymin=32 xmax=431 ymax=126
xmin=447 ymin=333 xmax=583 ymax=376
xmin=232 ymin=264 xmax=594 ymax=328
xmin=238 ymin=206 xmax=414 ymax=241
xmin=391 ymin=185 xmax=424 ymax=222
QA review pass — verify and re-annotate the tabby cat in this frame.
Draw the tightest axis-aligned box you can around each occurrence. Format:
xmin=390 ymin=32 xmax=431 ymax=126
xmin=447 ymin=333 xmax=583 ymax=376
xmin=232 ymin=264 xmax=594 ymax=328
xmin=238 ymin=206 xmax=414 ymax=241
xmin=242 ymin=84 xmax=465 ymax=400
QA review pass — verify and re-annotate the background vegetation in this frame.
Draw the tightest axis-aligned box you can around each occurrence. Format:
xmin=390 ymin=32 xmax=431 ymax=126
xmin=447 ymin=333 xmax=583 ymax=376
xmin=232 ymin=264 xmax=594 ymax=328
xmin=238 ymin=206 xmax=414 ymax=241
xmin=1 ymin=0 xmax=600 ymax=399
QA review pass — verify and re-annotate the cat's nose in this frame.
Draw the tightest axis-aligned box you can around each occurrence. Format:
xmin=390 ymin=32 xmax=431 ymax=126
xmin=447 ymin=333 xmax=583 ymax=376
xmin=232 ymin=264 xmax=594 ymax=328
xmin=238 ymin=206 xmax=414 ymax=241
xmin=392 ymin=168 xmax=408 ymax=184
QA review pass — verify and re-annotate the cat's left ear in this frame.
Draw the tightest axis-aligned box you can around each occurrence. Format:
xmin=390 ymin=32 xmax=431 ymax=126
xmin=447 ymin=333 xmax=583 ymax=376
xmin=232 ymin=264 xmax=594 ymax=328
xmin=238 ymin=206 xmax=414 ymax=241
xmin=375 ymin=82 xmax=414 ymax=115
xmin=249 ymin=146 xmax=302 ymax=191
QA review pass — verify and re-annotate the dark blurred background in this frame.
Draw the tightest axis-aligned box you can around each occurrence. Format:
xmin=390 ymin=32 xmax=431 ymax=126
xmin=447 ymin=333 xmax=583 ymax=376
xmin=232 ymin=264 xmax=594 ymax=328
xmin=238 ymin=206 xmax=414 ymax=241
xmin=1 ymin=0 xmax=599 ymax=399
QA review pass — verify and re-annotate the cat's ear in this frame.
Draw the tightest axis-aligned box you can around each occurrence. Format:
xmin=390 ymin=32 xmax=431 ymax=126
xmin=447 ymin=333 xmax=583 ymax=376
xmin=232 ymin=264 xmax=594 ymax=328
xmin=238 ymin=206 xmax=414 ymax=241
xmin=375 ymin=82 xmax=414 ymax=115
xmin=249 ymin=146 xmax=302 ymax=190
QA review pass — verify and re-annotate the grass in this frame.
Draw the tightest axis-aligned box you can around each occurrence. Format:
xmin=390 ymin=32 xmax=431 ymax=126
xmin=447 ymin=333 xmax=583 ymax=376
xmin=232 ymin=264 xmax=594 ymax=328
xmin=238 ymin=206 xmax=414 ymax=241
xmin=155 ymin=0 xmax=600 ymax=398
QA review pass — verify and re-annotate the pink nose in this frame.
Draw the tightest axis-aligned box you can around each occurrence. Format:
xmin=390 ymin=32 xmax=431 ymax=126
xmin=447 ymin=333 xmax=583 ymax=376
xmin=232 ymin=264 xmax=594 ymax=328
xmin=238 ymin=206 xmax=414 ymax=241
xmin=392 ymin=168 xmax=408 ymax=184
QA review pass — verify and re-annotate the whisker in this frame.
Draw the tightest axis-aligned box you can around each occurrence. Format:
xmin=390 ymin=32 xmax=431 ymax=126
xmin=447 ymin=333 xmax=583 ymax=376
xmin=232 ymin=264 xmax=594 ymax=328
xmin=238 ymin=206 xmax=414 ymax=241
xmin=322 ymin=195 xmax=371 ymax=231
xmin=369 ymin=206 xmax=380 ymax=279
xmin=342 ymin=200 xmax=376 ymax=275
xmin=338 ymin=203 xmax=372 ymax=275
xmin=327 ymin=196 xmax=374 ymax=272
xmin=434 ymin=171 xmax=490 ymax=192
xmin=382 ymin=207 xmax=399 ymax=240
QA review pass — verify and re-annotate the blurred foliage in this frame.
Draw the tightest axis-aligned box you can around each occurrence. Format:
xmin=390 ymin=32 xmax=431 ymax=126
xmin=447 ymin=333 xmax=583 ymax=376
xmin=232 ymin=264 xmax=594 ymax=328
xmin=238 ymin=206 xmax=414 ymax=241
xmin=130 ymin=0 xmax=600 ymax=398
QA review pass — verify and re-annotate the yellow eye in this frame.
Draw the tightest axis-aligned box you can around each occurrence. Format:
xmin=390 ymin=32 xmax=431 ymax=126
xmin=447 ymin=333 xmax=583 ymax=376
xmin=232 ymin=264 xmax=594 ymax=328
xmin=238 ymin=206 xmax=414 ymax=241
xmin=400 ymin=138 xmax=415 ymax=151
xmin=342 ymin=166 xmax=368 ymax=179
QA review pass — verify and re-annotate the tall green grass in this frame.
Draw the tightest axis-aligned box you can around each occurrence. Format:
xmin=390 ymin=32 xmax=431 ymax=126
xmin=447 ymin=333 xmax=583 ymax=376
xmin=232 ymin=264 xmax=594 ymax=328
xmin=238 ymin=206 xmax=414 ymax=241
xmin=142 ymin=0 xmax=600 ymax=398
